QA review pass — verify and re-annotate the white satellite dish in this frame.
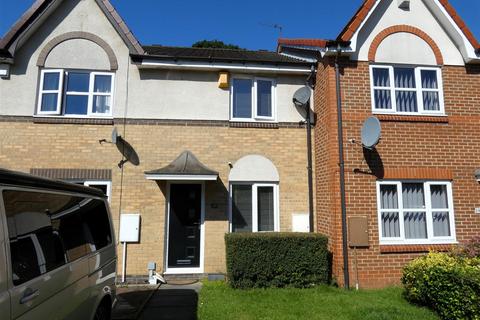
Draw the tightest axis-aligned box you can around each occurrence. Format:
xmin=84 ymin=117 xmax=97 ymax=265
xmin=361 ymin=116 xmax=381 ymax=149
xmin=292 ymin=86 xmax=311 ymax=107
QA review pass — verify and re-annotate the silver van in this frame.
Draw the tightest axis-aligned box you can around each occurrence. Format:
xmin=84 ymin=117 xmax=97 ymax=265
xmin=0 ymin=169 xmax=117 ymax=319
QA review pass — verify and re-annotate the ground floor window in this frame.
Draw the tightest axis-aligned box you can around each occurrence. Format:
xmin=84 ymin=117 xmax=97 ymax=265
xmin=377 ymin=181 xmax=456 ymax=245
xmin=230 ymin=183 xmax=279 ymax=232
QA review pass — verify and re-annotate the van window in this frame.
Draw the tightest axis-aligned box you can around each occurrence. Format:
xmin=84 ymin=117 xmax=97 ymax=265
xmin=3 ymin=190 xmax=112 ymax=285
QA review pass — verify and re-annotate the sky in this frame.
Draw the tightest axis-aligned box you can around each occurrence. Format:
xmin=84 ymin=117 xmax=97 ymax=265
xmin=0 ymin=0 xmax=479 ymax=51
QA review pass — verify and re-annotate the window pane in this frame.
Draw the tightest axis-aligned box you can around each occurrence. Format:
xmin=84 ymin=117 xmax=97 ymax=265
xmin=94 ymin=75 xmax=112 ymax=93
xmin=9 ymin=238 xmax=41 ymax=286
xmin=3 ymin=190 xmax=73 ymax=285
xmin=433 ymin=212 xmax=451 ymax=237
xmin=431 ymin=185 xmax=448 ymax=209
xmin=257 ymin=186 xmax=274 ymax=231
xmin=421 ymin=70 xmax=438 ymax=89
xmin=41 ymin=93 xmax=58 ymax=112
xmin=380 ymin=185 xmax=398 ymax=209
xmin=36 ymin=229 xmax=66 ymax=273
xmin=394 ymin=68 xmax=416 ymax=88
xmin=381 ymin=212 xmax=400 ymax=237
xmin=396 ymin=91 xmax=418 ymax=112
xmin=373 ymin=68 xmax=390 ymax=87
xmin=233 ymin=79 xmax=252 ymax=118
xmin=81 ymin=199 xmax=112 ymax=250
xmin=232 ymin=185 xmax=252 ymax=232
xmin=402 ymin=183 xmax=425 ymax=209
xmin=423 ymin=92 xmax=440 ymax=111
xmin=257 ymin=80 xmax=272 ymax=117
xmin=374 ymin=89 xmax=392 ymax=109
xmin=65 ymin=95 xmax=88 ymax=115
xmin=67 ymin=72 xmax=89 ymax=92
xmin=93 ymin=95 xmax=111 ymax=114
xmin=43 ymin=72 xmax=60 ymax=90
xmin=404 ymin=212 xmax=427 ymax=239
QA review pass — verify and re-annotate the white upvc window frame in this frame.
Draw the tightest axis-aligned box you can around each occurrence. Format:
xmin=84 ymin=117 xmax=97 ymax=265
xmin=76 ymin=180 xmax=112 ymax=202
xmin=376 ymin=180 xmax=456 ymax=245
xmin=230 ymin=76 xmax=277 ymax=122
xmin=37 ymin=69 xmax=114 ymax=118
xmin=370 ymin=65 xmax=445 ymax=116
xmin=229 ymin=182 xmax=280 ymax=233
xmin=37 ymin=69 xmax=64 ymax=115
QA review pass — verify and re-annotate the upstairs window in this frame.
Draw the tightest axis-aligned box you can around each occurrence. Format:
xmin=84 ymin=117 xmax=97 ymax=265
xmin=37 ymin=69 xmax=114 ymax=117
xmin=231 ymin=77 xmax=276 ymax=121
xmin=370 ymin=65 xmax=444 ymax=115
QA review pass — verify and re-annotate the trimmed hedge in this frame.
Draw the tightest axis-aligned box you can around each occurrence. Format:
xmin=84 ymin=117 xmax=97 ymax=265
xmin=402 ymin=252 xmax=480 ymax=320
xmin=225 ymin=232 xmax=331 ymax=289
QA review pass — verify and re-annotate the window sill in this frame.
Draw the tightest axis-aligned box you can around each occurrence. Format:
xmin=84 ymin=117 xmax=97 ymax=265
xmin=33 ymin=116 xmax=114 ymax=125
xmin=375 ymin=114 xmax=449 ymax=123
xmin=380 ymin=243 xmax=456 ymax=254
xmin=229 ymin=121 xmax=279 ymax=129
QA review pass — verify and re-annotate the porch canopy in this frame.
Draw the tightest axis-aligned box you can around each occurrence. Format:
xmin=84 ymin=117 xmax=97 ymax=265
xmin=145 ymin=150 xmax=218 ymax=181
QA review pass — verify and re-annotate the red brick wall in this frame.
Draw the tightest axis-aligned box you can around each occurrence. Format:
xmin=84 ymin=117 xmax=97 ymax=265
xmin=315 ymin=58 xmax=480 ymax=288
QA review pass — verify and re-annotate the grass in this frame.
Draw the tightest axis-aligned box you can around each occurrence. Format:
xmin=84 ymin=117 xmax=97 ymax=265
xmin=198 ymin=281 xmax=439 ymax=320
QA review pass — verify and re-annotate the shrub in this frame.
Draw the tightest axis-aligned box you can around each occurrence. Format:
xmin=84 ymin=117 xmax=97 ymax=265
xmin=225 ymin=232 xmax=331 ymax=289
xmin=402 ymin=252 xmax=480 ymax=320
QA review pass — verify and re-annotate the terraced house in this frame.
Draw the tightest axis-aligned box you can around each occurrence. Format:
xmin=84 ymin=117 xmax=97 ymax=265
xmin=0 ymin=0 xmax=314 ymax=280
xmin=279 ymin=0 xmax=480 ymax=287
xmin=1 ymin=0 xmax=479 ymax=289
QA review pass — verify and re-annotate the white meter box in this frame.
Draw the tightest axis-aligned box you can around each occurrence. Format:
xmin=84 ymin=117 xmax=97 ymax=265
xmin=119 ymin=214 xmax=140 ymax=242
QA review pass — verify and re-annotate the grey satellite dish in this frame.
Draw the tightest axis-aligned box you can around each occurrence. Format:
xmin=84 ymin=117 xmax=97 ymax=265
xmin=111 ymin=127 xmax=119 ymax=144
xmin=116 ymin=137 xmax=140 ymax=168
xmin=293 ymin=86 xmax=311 ymax=107
xmin=361 ymin=116 xmax=381 ymax=149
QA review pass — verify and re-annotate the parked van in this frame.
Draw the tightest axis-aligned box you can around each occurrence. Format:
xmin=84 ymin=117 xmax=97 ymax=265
xmin=0 ymin=169 xmax=116 ymax=320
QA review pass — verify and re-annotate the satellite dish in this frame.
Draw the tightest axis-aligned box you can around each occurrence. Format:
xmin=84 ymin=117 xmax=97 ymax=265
xmin=112 ymin=127 xmax=119 ymax=144
xmin=361 ymin=116 xmax=381 ymax=149
xmin=292 ymin=86 xmax=311 ymax=107
xmin=116 ymin=137 xmax=140 ymax=168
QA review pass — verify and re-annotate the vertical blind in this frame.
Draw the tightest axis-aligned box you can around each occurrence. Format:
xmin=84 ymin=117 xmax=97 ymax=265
xmin=379 ymin=182 xmax=452 ymax=241
xmin=372 ymin=66 xmax=441 ymax=113
xmin=232 ymin=185 xmax=252 ymax=232
xmin=257 ymin=186 xmax=274 ymax=231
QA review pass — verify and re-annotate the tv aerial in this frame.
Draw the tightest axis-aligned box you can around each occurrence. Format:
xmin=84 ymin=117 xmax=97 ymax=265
xmin=360 ymin=116 xmax=382 ymax=149
xmin=100 ymin=128 xmax=140 ymax=168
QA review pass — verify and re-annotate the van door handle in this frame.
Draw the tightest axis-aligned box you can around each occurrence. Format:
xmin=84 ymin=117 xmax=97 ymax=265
xmin=20 ymin=288 xmax=39 ymax=304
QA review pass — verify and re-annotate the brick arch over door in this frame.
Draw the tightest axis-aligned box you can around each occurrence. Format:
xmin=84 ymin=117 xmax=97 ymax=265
xmin=368 ymin=25 xmax=444 ymax=65
xmin=37 ymin=31 xmax=118 ymax=70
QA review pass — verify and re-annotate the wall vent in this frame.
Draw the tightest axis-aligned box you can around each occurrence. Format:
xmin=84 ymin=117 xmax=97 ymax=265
xmin=398 ymin=0 xmax=410 ymax=10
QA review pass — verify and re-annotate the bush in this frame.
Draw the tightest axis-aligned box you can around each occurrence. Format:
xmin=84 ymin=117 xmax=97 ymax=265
xmin=402 ymin=252 xmax=480 ymax=320
xmin=225 ymin=232 xmax=331 ymax=289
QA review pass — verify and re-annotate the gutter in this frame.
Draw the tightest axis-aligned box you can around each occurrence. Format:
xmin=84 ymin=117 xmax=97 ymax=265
xmin=132 ymin=57 xmax=313 ymax=74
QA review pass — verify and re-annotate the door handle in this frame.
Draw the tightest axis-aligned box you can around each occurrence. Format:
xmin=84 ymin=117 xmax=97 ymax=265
xmin=20 ymin=288 xmax=39 ymax=304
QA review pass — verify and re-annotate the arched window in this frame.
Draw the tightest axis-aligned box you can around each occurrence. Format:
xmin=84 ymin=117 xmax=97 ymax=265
xmin=228 ymin=155 xmax=279 ymax=232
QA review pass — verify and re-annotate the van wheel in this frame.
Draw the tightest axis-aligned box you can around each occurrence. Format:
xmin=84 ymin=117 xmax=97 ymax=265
xmin=94 ymin=304 xmax=110 ymax=320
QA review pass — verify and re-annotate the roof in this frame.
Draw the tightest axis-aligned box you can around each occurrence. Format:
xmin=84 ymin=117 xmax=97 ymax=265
xmin=145 ymin=151 xmax=218 ymax=178
xmin=0 ymin=0 xmax=144 ymax=57
xmin=279 ymin=0 xmax=480 ymax=53
xmin=138 ymin=45 xmax=311 ymax=65
xmin=0 ymin=168 xmax=106 ymax=198
xmin=277 ymin=38 xmax=328 ymax=49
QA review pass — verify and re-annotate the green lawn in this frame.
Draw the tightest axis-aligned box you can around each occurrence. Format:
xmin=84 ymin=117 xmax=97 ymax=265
xmin=198 ymin=281 xmax=439 ymax=320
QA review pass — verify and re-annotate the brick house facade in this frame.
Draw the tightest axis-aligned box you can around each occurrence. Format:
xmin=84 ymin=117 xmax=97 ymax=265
xmin=279 ymin=0 xmax=480 ymax=287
